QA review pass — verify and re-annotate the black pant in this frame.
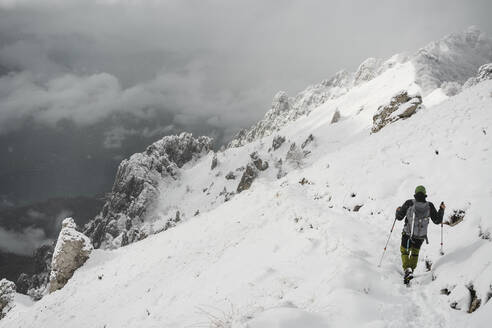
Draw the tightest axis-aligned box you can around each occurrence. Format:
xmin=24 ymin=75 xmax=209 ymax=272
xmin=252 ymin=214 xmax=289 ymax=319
xmin=401 ymin=233 xmax=424 ymax=250
xmin=400 ymin=233 xmax=425 ymax=270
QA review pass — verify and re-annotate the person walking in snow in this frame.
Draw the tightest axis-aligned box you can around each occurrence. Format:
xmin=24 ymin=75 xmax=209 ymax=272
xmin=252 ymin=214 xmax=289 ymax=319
xmin=395 ymin=185 xmax=445 ymax=284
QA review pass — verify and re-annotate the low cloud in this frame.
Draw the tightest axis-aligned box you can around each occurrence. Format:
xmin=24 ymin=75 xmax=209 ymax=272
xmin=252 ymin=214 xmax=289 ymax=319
xmin=103 ymin=126 xmax=139 ymax=149
xmin=0 ymin=67 xmax=264 ymax=143
xmin=0 ymin=226 xmax=51 ymax=255
xmin=1 ymin=0 xmax=490 ymax=142
xmin=0 ymin=206 xmax=74 ymax=255
xmin=103 ymin=125 xmax=175 ymax=149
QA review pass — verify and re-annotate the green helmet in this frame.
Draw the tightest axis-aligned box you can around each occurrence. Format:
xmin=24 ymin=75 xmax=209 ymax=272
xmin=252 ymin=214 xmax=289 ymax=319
xmin=415 ymin=185 xmax=427 ymax=195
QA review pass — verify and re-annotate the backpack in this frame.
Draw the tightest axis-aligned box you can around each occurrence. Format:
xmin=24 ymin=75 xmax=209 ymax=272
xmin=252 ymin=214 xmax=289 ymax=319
xmin=403 ymin=200 xmax=430 ymax=239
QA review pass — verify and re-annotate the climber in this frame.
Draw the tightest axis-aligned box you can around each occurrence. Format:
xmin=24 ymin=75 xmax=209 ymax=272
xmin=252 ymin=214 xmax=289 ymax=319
xmin=396 ymin=185 xmax=445 ymax=284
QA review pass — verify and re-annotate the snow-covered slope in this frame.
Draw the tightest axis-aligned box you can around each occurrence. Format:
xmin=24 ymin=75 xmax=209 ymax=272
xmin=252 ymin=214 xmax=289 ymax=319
xmin=2 ymin=29 xmax=492 ymax=328
xmin=229 ymin=27 xmax=492 ymax=147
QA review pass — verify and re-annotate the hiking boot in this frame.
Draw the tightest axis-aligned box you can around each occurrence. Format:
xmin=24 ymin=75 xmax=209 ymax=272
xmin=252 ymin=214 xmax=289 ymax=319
xmin=403 ymin=268 xmax=413 ymax=285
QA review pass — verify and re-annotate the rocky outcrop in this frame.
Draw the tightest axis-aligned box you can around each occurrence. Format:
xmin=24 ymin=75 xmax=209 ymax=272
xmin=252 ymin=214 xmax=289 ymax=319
xmin=84 ymin=133 xmax=212 ymax=249
xmin=49 ymin=218 xmax=92 ymax=293
xmin=210 ymin=153 xmax=218 ymax=170
xmin=463 ymin=63 xmax=492 ymax=88
xmin=228 ymin=91 xmax=291 ymax=148
xmin=250 ymin=152 xmax=269 ymax=171
xmin=331 ymin=110 xmax=341 ymax=123
xmin=0 ymin=279 xmax=16 ymax=319
xmin=271 ymin=135 xmax=286 ymax=151
xmin=301 ymin=134 xmax=314 ymax=149
xmin=413 ymin=26 xmax=492 ymax=95
xmin=372 ymin=91 xmax=423 ymax=133
xmin=449 ymin=283 xmax=482 ymax=313
xmin=237 ymin=152 xmax=269 ymax=193
xmin=228 ymin=70 xmax=354 ymax=147
xmin=354 ymin=58 xmax=383 ymax=85
xmin=274 ymin=159 xmax=286 ymax=179
xmin=16 ymin=243 xmax=54 ymax=300
xmin=237 ymin=164 xmax=258 ymax=193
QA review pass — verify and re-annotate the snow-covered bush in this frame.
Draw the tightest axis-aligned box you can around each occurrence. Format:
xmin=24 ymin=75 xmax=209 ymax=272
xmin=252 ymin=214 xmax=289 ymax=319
xmin=441 ymin=81 xmax=462 ymax=96
xmin=285 ymin=143 xmax=306 ymax=168
xmin=0 ymin=279 xmax=15 ymax=319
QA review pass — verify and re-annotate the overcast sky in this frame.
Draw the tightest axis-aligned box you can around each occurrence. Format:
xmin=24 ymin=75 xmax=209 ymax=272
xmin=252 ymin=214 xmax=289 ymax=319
xmin=1 ymin=0 xmax=492 ymax=256
xmin=1 ymin=0 xmax=492 ymax=141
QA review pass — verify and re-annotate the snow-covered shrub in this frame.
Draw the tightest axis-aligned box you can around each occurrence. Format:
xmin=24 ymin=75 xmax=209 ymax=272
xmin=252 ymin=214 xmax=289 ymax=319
xmin=274 ymin=158 xmax=286 ymax=179
xmin=196 ymin=304 xmax=241 ymax=328
xmin=441 ymin=81 xmax=462 ymax=96
xmin=0 ymin=279 xmax=15 ymax=319
xmin=301 ymin=134 xmax=314 ymax=149
xmin=286 ymin=143 xmax=306 ymax=168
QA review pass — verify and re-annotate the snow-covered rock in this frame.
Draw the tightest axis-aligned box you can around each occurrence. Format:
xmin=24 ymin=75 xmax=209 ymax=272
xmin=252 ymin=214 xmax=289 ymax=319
xmin=84 ymin=132 xmax=212 ymax=249
xmin=463 ymin=63 xmax=492 ymax=88
xmin=228 ymin=70 xmax=354 ymax=148
xmin=413 ymin=26 xmax=492 ymax=95
xmin=237 ymin=152 xmax=269 ymax=193
xmin=49 ymin=218 xmax=92 ymax=293
xmin=372 ymin=91 xmax=423 ymax=133
xmin=0 ymin=279 xmax=15 ymax=319
xmin=354 ymin=57 xmax=383 ymax=85
xmin=271 ymin=135 xmax=286 ymax=151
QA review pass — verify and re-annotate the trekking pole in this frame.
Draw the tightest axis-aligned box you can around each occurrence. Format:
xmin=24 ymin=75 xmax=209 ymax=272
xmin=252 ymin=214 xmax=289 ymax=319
xmin=378 ymin=217 xmax=397 ymax=267
xmin=440 ymin=202 xmax=445 ymax=255
xmin=440 ymin=221 xmax=444 ymax=256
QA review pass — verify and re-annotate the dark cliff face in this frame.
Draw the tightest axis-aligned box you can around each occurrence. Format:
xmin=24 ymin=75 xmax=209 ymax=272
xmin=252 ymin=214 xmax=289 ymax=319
xmin=84 ymin=133 xmax=212 ymax=249
xmin=0 ymin=196 xmax=104 ymax=238
xmin=0 ymin=196 xmax=103 ymax=286
xmin=15 ymin=244 xmax=54 ymax=299
xmin=0 ymin=253 xmax=34 ymax=283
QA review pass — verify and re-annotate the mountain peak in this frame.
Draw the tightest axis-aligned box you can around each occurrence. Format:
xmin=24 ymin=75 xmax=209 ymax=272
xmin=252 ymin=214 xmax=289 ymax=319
xmin=413 ymin=26 xmax=492 ymax=94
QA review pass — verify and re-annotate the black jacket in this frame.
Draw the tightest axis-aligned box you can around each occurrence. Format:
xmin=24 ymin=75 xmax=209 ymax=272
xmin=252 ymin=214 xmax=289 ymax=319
xmin=396 ymin=199 xmax=444 ymax=225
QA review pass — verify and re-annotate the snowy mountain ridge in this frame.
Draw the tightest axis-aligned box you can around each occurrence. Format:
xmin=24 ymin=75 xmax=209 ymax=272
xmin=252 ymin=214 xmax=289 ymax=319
xmin=84 ymin=133 xmax=212 ymax=249
xmin=2 ymin=28 xmax=492 ymax=327
xmin=229 ymin=26 xmax=492 ymax=147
